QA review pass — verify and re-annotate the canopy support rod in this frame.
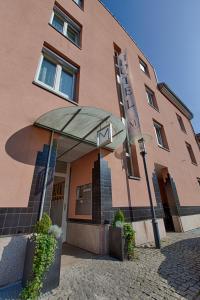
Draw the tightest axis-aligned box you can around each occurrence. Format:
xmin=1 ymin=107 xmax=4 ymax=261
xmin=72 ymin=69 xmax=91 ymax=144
xmin=57 ymin=115 xmax=111 ymax=160
xmin=39 ymin=130 xmax=54 ymax=220
xmin=60 ymin=108 xmax=82 ymax=132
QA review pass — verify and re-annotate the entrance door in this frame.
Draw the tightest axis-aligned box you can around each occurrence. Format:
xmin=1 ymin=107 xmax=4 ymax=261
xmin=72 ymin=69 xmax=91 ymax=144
xmin=157 ymin=176 xmax=175 ymax=232
xmin=51 ymin=176 xmax=65 ymax=227
xmin=50 ymin=164 xmax=70 ymax=242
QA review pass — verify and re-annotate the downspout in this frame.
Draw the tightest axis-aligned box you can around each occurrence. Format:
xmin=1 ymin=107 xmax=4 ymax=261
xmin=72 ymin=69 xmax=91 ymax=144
xmin=39 ymin=130 xmax=54 ymax=220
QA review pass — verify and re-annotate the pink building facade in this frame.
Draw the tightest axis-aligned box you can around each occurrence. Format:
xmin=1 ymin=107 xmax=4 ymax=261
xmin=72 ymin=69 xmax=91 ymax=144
xmin=0 ymin=0 xmax=200 ymax=287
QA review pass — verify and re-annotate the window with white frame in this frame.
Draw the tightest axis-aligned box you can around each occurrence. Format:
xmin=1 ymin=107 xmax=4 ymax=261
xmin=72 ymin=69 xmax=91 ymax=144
xmin=154 ymin=121 xmax=169 ymax=149
xmin=35 ymin=48 xmax=78 ymax=102
xmin=139 ymin=58 xmax=149 ymax=76
xmin=145 ymin=86 xmax=158 ymax=110
xmin=186 ymin=142 xmax=197 ymax=165
xmin=50 ymin=7 xmax=81 ymax=46
xmin=177 ymin=114 xmax=186 ymax=133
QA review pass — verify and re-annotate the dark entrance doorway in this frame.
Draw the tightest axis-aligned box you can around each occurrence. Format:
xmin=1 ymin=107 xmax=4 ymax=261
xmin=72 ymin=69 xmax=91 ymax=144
xmin=155 ymin=164 xmax=176 ymax=232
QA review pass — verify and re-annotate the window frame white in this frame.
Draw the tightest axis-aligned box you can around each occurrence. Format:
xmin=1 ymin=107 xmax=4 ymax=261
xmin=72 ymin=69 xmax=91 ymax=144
xmin=154 ymin=122 xmax=164 ymax=147
xmin=34 ymin=48 xmax=78 ymax=102
xmin=146 ymin=87 xmax=158 ymax=109
xmin=186 ymin=142 xmax=197 ymax=165
xmin=177 ymin=114 xmax=186 ymax=133
xmin=139 ymin=58 xmax=149 ymax=76
xmin=50 ymin=7 xmax=81 ymax=47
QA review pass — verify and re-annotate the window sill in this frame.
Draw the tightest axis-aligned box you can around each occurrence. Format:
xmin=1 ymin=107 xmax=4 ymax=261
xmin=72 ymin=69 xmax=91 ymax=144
xmin=49 ymin=23 xmax=82 ymax=50
xmin=158 ymin=144 xmax=170 ymax=152
xmin=33 ymin=80 xmax=78 ymax=105
xmin=128 ymin=176 xmax=141 ymax=181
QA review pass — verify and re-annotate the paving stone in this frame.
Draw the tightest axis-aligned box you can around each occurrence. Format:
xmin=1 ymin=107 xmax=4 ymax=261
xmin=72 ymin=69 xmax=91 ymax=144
xmin=38 ymin=228 xmax=200 ymax=300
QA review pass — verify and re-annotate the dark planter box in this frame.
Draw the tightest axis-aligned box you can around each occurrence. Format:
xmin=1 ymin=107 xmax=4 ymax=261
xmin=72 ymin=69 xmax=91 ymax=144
xmin=109 ymin=227 xmax=128 ymax=261
xmin=22 ymin=237 xmax=62 ymax=294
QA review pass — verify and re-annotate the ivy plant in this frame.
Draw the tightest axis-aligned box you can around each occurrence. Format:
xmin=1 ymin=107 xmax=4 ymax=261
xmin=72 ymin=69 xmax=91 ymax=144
xmin=20 ymin=214 xmax=58 ymax=300
xmin=123 ymin=223 xmax=135 ymax=259
xmin=112 ymin=210 xmax=136 ymax=259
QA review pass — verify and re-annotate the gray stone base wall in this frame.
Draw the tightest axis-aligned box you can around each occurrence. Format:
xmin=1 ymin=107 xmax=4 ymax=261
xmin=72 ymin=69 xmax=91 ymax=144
xmin=0 ymin=235 xmax=28 ymax=287
xmin=66 ymin=219 xmax=166 ymax=254
xmin=132 ymin=218 xmax=166 ymax=245
xmin=66 ymin=222 xmax=109 ymax=255
xmin=180 ymin=214 xmax=200 ymax=232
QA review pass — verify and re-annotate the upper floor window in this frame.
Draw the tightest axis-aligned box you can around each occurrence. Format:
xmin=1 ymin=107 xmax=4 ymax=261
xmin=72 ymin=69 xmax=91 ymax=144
xmin=50 ymin=7 xmax=81 ymax=47
xmin=35 ymin=48 xmax=79 ymax=102
xmin=145 ymin=86 xmax=158 ymax=110
xmin=154 ymin=121 xmax=169 ymax=149
xmin=139 ymin=58 xmax=149 ymax=76
xmin=73 ymin=0 xmax=83 ymax=8
xmin=186 ymin=142 xmax=197 ymax=165
xmin=176 ymin=114 xmax=186 ymax=133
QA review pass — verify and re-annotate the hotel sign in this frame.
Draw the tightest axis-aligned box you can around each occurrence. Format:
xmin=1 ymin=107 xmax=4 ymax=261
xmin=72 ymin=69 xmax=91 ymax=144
xmin=117 ymin=52 xmax=141 ymax=144
xmin=97 ymin=123 xmax=113 ymax=147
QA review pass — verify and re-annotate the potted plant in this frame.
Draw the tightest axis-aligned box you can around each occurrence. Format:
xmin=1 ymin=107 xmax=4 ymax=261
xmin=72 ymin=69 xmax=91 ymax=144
xmin=21 ymin=213 xmax=62 ymax=300
xmin=109 ymin=210 xmax=135 ymax=261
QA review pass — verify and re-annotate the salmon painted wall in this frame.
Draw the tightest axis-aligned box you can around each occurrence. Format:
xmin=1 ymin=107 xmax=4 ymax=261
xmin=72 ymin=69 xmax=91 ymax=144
xmin=68 ymin=150 xmax=99 ymax=220
xmin=0 ymin=0 xmax=199 ymax=210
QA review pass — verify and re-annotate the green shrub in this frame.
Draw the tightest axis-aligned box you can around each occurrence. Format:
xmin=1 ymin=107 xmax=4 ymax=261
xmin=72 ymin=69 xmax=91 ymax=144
xmin=35 ymin=213 xmax=52 ymax=234
xmin=20 ymin=214 xmax=57 ymax=300
xmin=123 ymin=223 xmax=135 ymax=259
xmin=112 ymin=209 xmax=125 ymax=227
xmin=111 ymin=210 xmax=136 ymax=260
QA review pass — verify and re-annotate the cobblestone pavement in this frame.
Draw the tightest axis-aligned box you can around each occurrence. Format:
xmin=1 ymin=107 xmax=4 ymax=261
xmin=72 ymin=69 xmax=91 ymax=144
xmin=42 ymin=228 xmax=200 ymax=300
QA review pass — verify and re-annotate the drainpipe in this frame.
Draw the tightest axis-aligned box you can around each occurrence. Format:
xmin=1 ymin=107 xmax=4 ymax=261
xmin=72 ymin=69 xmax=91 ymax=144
xmin=39 ymin=130 xmax=54 ymax=220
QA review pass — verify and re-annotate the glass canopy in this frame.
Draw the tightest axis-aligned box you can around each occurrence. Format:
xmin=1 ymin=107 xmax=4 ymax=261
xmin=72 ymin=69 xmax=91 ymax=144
xmin=35 ymin=106 xmax=126 ymax=150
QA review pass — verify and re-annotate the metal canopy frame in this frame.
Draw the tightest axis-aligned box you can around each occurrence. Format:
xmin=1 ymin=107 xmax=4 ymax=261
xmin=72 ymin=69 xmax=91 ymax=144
xmin=35 ymin=106 xmax=126 ymax=154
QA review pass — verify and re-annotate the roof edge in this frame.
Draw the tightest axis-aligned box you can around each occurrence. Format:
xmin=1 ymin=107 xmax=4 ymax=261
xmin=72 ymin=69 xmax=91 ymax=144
xmin=158 ymin=83 xmax=193 ymax=120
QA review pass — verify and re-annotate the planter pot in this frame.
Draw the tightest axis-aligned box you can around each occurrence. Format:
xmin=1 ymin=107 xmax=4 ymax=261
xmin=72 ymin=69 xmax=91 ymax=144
xmin=22 ymin=237 xmax=62 ymax=294
xmin=109 ymin=227 xmax=128 ymax=261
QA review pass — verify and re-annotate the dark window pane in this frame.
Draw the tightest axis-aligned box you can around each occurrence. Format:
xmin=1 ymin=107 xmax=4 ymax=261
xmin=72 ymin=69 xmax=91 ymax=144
xmin=59 ymin=69 xmax=74 ymax=99
xmin=67 ymin=26 xmax=79 ymax=44
xmin=155 ymin=126 xmax=164 ymax=146
xmin=38 ymin=57 xmax=56 ymax=87
xmin=74 ymin=0 xmax=83 ymax=7
xmin=52 ymin=14 xmax=64 ymax=33
xmin=186 ymin=143 xmax=197 ymax=164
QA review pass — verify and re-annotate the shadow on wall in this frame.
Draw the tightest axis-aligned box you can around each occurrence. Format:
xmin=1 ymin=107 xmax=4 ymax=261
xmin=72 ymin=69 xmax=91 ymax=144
xmin=0 ymin=235 xmax=27 ymax=287
xmin=5 ymin=125 xmax=47 ymax=166
xmin=158 ymin=237 xmax=200 ymax=299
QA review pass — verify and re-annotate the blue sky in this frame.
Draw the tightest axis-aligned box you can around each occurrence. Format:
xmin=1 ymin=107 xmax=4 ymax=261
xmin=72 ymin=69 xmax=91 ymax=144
xmin=101 ymin=0 xmax=200 ymax=133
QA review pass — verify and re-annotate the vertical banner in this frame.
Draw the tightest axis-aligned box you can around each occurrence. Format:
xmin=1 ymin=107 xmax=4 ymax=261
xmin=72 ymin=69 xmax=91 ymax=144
xmin=118 ymin=51 xmax=142 ymax=144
